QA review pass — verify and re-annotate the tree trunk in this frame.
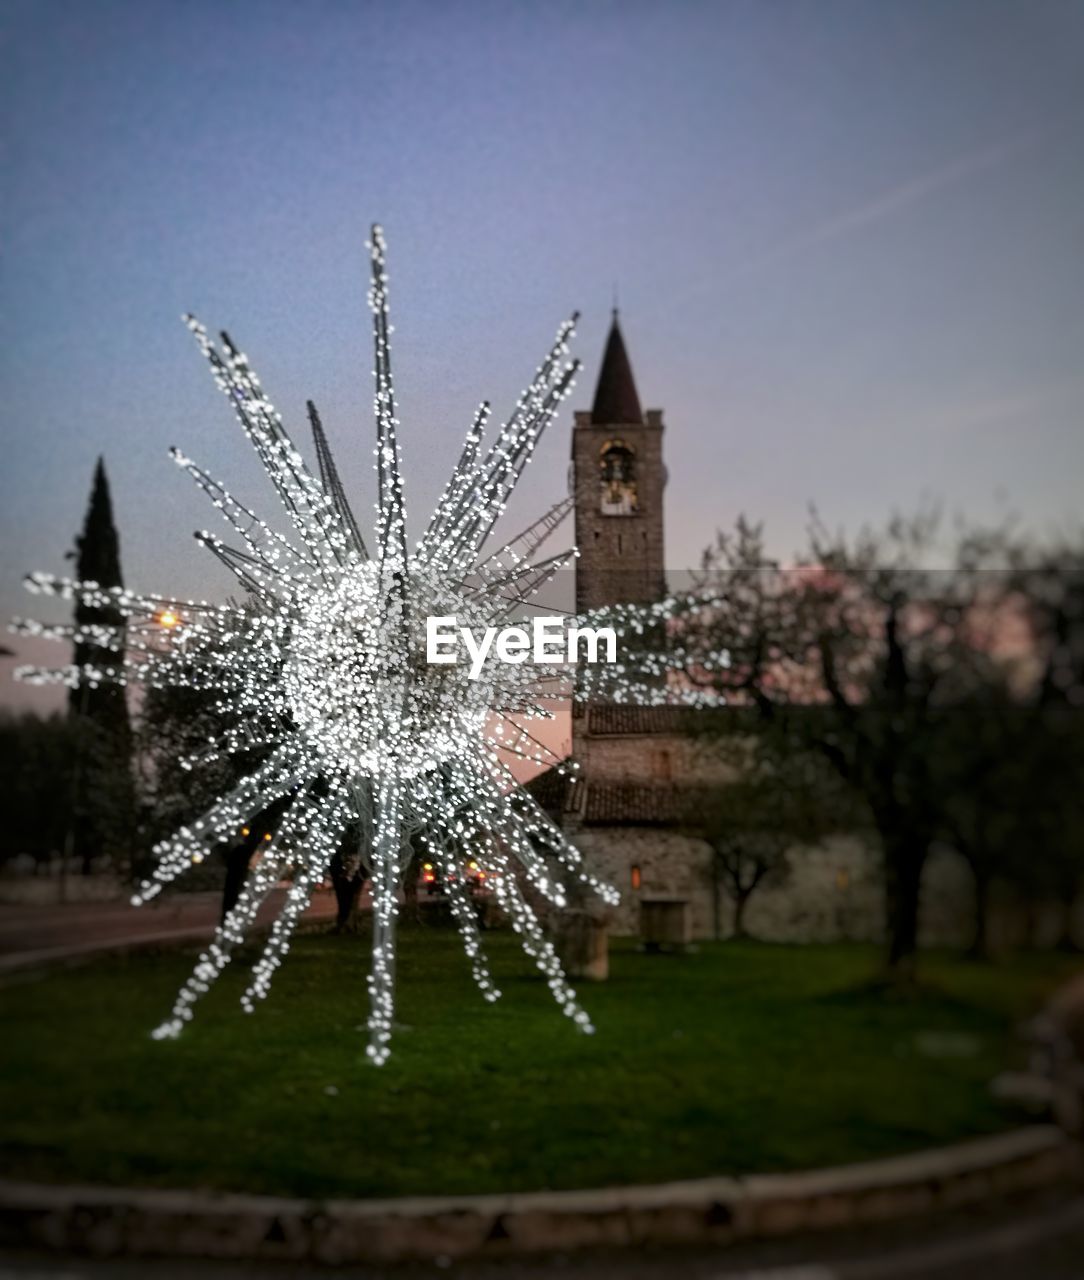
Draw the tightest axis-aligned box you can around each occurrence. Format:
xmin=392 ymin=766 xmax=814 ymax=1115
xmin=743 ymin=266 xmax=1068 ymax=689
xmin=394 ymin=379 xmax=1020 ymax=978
xmin=220 ymin=843 xmax=251 ymax=922
xmin=732 ymin=888 xmax=752 ymax=939
xmin=403 ymin=863 xmax=420 ymax=924
xmin=1055 ymin=894 xmax=1081 ymax=953
xmin=711 ymin=854 xmax=721 ymax=942
xmin=1023 ymin=896 xmax=1041 ymax=949
xmin=968 ymin=866 xmax=992 ymax=961
xmin=332 ymin=866 xmax=365 ymax=931
xmin=884 ymin=837 xmax=926 ymax=980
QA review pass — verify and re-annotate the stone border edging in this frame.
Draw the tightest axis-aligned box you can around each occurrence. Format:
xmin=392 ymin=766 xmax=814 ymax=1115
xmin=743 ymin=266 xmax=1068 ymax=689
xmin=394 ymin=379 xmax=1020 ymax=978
xmin=0 ymin=1126 xmax=1077 ymax=1264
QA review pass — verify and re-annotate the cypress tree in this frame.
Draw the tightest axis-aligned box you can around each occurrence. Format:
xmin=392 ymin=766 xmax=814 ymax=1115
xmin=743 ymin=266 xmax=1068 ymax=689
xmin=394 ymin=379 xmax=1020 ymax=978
xmin=69 ymin=458 xmax=135 ymax=872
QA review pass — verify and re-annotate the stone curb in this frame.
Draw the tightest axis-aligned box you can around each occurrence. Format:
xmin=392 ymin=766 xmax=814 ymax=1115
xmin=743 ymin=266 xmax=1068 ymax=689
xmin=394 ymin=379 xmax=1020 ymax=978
xmin=0 ymin=1126 xmax=1077 ymax=1265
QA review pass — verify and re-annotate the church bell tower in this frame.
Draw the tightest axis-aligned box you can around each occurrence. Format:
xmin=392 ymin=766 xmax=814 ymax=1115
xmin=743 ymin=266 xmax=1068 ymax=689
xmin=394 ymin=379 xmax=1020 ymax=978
xmin=571 ymin=311 xmax=666 ymax=613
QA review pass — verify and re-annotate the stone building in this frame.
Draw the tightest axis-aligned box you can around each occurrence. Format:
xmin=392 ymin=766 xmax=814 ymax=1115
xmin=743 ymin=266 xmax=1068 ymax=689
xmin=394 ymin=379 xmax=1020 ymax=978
xmin=531 ymin=311 xmax=736 ymax=936
xmin=530 ymin=312 xmax=999 ymax=947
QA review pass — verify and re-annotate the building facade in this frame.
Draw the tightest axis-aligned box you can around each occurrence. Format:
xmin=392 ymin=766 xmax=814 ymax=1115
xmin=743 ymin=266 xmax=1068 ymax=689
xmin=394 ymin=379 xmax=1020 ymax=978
xmin=533 ymin=312 xmax=729 ymax=934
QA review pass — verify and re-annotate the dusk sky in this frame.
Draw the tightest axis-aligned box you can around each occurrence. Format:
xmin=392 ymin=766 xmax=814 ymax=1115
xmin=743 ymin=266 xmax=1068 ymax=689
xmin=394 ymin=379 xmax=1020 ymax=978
xmin=3 ymin=0 xmax=1083 ymax=714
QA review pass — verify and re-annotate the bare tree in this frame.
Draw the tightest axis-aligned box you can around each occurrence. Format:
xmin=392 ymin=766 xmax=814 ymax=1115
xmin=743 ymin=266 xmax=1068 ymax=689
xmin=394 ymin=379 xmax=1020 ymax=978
xmin=689 ymin=511 xmax=1049 ymax=980
xmin=680 ymin=739 xmax=845 ymax=939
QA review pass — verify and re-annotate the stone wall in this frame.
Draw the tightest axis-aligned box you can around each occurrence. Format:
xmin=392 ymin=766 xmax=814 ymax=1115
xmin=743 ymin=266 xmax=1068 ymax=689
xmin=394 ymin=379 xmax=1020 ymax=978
xmin=576 ymin=732 xmax=739 ymax=787
xmin=577 ymin=829 xmax=1084 ymax=949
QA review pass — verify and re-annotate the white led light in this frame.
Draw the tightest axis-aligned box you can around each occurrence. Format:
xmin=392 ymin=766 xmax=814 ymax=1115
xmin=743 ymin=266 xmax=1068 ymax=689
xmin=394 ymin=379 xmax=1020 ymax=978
xmin=15 ymin=225 xmax=727 ymax=1066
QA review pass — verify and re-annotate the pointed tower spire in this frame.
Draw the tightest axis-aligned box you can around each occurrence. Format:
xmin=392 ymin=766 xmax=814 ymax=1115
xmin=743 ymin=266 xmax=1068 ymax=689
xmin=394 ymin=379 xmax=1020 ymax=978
xmin=74 ymin=457 xmax=123 ymax=591
xmin=590 ymin=310 xmax=643 ymax=426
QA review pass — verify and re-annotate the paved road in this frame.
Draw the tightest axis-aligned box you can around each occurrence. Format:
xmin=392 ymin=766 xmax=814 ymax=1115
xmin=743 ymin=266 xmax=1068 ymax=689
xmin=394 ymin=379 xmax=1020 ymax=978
xmin=0 ymin=888 xmax=338 ymax=972
xmin=1 ymin=1192 xmax=1083 ymax=1279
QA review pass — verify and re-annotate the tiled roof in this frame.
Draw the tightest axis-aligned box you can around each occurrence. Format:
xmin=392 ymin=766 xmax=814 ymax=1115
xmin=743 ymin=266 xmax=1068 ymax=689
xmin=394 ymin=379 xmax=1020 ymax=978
xmin=584 ymin=704 xmax=755 ymax=737
xmin=525 ymin=766 xmax=573 ymax=815
xmin=526 ymin=767 xmax=701 ymax=828
xmin=582 ymin=783 xmax=682 ymax=825
xmin=585 ymin=705 xmax=690 ymax=736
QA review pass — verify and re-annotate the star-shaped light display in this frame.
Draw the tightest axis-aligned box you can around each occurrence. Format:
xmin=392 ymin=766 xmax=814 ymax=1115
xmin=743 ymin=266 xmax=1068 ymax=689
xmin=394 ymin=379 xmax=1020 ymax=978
xmin=15 ymin=227 xmax=723 ymax=1064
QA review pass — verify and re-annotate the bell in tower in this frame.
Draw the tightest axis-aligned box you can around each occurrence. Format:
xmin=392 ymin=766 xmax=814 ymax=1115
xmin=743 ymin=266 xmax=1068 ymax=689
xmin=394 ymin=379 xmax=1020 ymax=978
xmin=599 ymin=438 xmax=638 ymax=515
xmin=571 ymin=311 xmax=667 ymax=613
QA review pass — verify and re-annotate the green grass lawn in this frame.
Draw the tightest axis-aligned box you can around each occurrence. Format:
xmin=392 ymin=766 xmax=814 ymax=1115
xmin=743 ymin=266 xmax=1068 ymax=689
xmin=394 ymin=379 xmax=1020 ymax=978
xmin=1 ymin=928 xmax=1079 ymax=1200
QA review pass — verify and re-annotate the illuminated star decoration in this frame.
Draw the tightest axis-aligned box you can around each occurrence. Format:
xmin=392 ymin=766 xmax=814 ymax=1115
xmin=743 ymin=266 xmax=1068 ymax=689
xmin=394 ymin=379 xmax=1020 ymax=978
xmin=15 ymin=226 xmax=725 ymax=1064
